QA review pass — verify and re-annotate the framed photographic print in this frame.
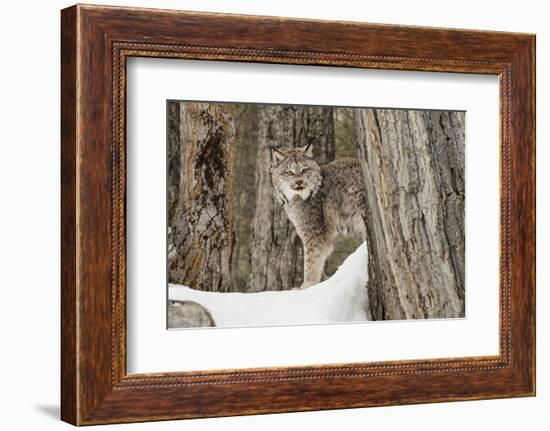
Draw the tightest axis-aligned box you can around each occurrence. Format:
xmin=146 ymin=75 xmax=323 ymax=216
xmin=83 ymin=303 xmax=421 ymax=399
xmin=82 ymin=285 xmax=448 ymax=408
xmin=61 ymin=4 xmax=536 ymax=425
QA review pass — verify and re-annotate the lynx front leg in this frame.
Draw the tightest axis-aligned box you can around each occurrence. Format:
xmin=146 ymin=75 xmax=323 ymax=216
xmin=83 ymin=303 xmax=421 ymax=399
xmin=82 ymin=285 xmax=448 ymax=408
xmin=301 ymin=241 xmax=333 ymax=288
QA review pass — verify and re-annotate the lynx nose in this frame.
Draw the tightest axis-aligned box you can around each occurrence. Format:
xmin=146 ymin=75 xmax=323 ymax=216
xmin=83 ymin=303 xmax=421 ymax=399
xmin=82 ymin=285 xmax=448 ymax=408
xmin=296 ymin=180 xmax=304 ymax=186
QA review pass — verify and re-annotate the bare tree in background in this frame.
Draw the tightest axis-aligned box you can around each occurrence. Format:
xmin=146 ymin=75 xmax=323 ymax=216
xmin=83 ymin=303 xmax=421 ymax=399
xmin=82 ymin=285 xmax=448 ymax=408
xmin=230 ymin=105 xmax=260 ymax=291
xmin=355 ymin=109 xmax=465 ymax=320
xmin=168 ymin=102 xmax=237 ymax=292
xmin=247 ymin=106 xmax=335 ymax=292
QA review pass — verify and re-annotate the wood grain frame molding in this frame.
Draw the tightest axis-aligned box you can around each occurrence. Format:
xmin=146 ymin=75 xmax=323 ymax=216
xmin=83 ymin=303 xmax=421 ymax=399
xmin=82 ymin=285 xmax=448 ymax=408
xmin=61 ymin=4 xmax=535 ymax=425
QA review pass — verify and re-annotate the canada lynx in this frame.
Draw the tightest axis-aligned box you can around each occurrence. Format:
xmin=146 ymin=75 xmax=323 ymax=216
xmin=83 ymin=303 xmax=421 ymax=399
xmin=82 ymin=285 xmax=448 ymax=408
xmin=272 ymin=144 xmax=367 ymax=288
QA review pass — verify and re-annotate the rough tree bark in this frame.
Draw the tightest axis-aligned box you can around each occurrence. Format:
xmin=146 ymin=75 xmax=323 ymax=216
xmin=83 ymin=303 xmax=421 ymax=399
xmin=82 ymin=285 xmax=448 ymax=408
xmin=355 ymin=109 xmax=465 ymax=320
xmin=168 ymin=102 xmax=237 ymax=292
xmin=247 ymin=106 xmax=335 ymax=292
xmin=167 ymin=102 xmax=181 ymax=223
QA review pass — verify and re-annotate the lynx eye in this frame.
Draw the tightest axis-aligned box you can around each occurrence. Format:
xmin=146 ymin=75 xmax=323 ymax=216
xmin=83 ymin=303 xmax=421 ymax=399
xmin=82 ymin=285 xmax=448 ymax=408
xmin=301 ymin=168 xmax=309 ymax=174
xmin=285 ymin=171 xmax=294 ymax=176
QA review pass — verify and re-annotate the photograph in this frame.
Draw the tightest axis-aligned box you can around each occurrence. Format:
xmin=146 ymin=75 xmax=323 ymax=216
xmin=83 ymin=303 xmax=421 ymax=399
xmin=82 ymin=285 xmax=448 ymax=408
xmin=166 ymin=101 xmax=466 ymax=329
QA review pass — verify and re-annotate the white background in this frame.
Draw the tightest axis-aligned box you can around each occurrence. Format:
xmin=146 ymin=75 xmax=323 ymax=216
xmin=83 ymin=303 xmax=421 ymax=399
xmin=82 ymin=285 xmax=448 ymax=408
xmin=127 ymin=59 xmax=499 ymax=373
xmin=0 ymin=0 xmax=547 ymax=430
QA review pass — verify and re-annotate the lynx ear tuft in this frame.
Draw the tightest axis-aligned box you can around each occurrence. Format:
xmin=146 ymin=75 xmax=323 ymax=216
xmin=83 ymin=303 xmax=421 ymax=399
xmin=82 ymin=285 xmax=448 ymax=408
xmin=302 ymin=142 xmax=314 ymax=157
xmin=272 ymin=147 xmax=286 ymax=164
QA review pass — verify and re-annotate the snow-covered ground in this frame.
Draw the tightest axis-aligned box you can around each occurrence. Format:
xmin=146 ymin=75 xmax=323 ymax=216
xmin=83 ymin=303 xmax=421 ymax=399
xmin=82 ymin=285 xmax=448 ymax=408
xmin=169 ymin=242 xmax=369 ymax=328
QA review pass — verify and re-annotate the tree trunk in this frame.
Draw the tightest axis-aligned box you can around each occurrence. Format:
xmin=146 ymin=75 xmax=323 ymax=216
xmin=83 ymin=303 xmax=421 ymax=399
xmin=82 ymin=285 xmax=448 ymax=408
xmin=231 ymin=105 xmax=260 ymax=291
xmin=355 ymin=109 xmax=465 ymax=320
xmin=168 ymin=102 xmax=237 ymax=292
xmin=247 ymin=106 xmax=335 ymax=292
xmin=167 ymin=102 xmax=181 ymax=224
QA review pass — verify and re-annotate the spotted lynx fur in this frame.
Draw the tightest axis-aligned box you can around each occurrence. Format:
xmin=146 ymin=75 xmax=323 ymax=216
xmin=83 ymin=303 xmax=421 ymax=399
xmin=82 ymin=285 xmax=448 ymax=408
xmin=272 ymin=144 xmax=367 ymax=288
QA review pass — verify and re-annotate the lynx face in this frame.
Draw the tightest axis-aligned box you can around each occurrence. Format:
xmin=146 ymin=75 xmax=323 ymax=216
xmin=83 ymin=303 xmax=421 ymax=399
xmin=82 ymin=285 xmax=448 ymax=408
xmin=272 ymin=144 xmax=322 ymax=202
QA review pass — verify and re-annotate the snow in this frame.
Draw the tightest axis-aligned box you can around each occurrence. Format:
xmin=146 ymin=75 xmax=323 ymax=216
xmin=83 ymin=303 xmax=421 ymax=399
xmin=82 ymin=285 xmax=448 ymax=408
xmin=169 ymin=242 xmax=369 ymax=328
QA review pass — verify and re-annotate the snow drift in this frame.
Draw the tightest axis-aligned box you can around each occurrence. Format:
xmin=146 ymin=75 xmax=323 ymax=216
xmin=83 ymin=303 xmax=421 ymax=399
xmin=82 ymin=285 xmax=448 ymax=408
xmin=169 ymin=242 xmax=369 ymax=328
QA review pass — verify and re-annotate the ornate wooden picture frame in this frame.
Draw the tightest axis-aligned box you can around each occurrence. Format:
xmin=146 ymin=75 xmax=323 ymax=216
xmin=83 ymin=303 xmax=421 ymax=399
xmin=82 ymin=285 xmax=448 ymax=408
xmin=61 ymin=4 xmax=535 ymax=425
